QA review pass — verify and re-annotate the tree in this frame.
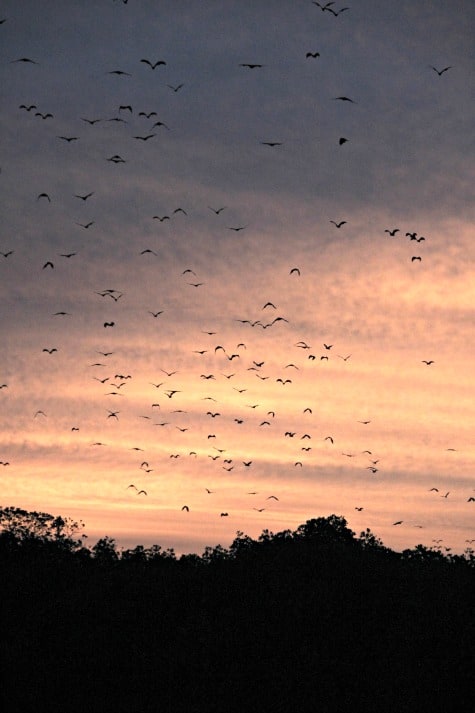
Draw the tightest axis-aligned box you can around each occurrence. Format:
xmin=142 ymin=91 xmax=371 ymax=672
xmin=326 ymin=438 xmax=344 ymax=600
xmin=294 ymin=514 xmax=356 ymax=546
xmin=91 ymin=535 xmax=119 ymax=563
xmin=0 ymin=505 xmax=86 ymax=552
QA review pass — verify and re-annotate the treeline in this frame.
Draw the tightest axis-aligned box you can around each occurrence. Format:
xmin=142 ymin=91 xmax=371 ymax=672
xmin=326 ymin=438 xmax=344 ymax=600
xmin=1 ymin=507 xmax=474 ymax=713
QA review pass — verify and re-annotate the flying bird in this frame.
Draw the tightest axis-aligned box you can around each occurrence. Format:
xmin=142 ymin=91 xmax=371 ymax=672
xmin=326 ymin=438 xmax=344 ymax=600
xmin=11 ymin=57 xmax=39 ymax=64
xmin=330 ymin=220 xmax=347 ymax=228
xmin=208 ymin=206 xmax=226 ymax=214
xmin=239 ymin=63 xmax=263 ymax=69
xmin=430 ymin=65 xmax=452 ymax=76
xmin=140 ymin=59 xmax=166 ymax=69
xmin=384 ymin=228 xmax=399 ymax=236
xmin=167 ymin=83 xmax=184 ymax=92
xmin=306 ymin=52 xmax=320 ymax=58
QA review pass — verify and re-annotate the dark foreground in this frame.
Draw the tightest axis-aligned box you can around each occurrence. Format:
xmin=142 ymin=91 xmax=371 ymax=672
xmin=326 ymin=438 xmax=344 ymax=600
xmin=1 ymin=508 xmax=474 ymax=713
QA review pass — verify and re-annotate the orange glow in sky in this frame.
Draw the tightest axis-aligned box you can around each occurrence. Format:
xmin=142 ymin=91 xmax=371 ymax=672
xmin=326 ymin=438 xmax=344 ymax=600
xmin=1 ymin=0 xmax=474 ymax=555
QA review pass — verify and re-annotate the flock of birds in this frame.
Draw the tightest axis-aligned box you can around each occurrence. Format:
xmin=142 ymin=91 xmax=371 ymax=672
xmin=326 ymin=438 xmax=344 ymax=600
xmin=1 ymin=2 xmax=472 ymax=554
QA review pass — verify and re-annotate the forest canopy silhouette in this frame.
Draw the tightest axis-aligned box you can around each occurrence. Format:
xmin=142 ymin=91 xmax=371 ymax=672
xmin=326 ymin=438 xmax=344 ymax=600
xmin=1 ymin=506 xmax=474 ymax=713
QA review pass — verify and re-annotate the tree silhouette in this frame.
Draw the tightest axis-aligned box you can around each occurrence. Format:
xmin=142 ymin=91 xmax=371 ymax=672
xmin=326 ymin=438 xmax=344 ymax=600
xmin=1 ymin=506 xmax=474 ymax=713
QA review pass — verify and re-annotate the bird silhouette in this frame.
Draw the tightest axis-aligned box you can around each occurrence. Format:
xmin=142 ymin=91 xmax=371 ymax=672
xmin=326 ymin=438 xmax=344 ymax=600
xmin=430 ymin=65 xmax=452 ymax=76
xmin=140 ymin=59 xmax=166 ymax=69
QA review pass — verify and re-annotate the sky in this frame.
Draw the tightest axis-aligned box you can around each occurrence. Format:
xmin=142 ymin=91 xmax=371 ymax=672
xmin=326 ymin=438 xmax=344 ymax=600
xmin=1 ymin=0 xmax=474 ymax=556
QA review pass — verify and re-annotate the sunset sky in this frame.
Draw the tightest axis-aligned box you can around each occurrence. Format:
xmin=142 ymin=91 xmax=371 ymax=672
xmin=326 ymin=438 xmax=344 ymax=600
xmin=1 ymin=0 xmax=474 ymax=556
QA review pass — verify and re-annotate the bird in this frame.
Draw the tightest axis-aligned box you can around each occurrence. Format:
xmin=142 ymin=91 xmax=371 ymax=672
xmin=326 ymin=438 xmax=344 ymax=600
xmin=167 ymin=83 xmax=184 ymax=92
xmin=330 ymin=220 xmax=347 ymax=228
xmin=430 ymin=65 xmax=452 ymax=76
xmin=422 ymin=360 xmax=434 ymax=365
xmin=148 ymin=310 xmax=164 ymax=318
xmin=57 ymin=136 xmax=78 ymax=142
xmin=75 ymin=192 xmax=94 ymax=201
xmin=261 ymin=141 xmax=282 ymax=147
xmin=137 ymin=490 xmax=148 ymax=496
xmin=333 ymin=96 xmax=356 ymax=103
xmin=338 ymin=137 xmax=348 ymax=145
xmin=103 ymin=322 xmax=115 ymax=327
xmin=411 ymin=256 xmax=422 ymax=262
xmin=133 ymin=134 xmax=156 ymax=141
xmin=220 ymin=512 xmax=229 ymax=517
xmin=1 ymin=250 xmax=14 ymax=258
xmin=11 ymin=57 xmax=39 ymax=64
xmin=37 ymin=193 xmax=51 ymax=202
xmin=289 ymin=267 xmax=301 ymax=275
xmin=337 ymin=354 xmax=352 ymax=361
xmin=239 ymin=63 xmax=263 ymax=69
xmin=42 ymin=347 xmax=57 ymax=354
xmin=267 ymin=496 xmax=279 ymax=501
xmin=208 ymin=206 xmax=226 ymax=214
xmin=355 ymin=507 xmax=364 ymax=511
xmin=108 ymin=70 xmax=131 ymax=76
xmin=227 ymin=225 xmax=247 ymax=232
xmin=35 ymin=112 xmax=53 ymax=119
xmin=42 ymin=261 xmax=54 ymax=269
xmin=384 ymin=228 xmax=400 ymax=236
xmin=76 ymin=222 xmax=94 ymax=229
xmin=161 ymin=368 xmax=178 ymax=377
xmin=140 ymin=59 xmax=166 ymax=69
xmin=392 ymin=520 xmax=403 ymax=526
xmin=19 ymin=104 xmax=37 ymax=111
xmin=306 ymin=52 xmax=320 ymax=58
xmin=107 ymin=155 xmax=126 ymax=163
xmin=181 ymin=505 xmax=190 ymax=511
xmin=326 ymin=6 xmax=350 ymax=16
xmin=138 ymin=111 xmax=157 ymax=118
